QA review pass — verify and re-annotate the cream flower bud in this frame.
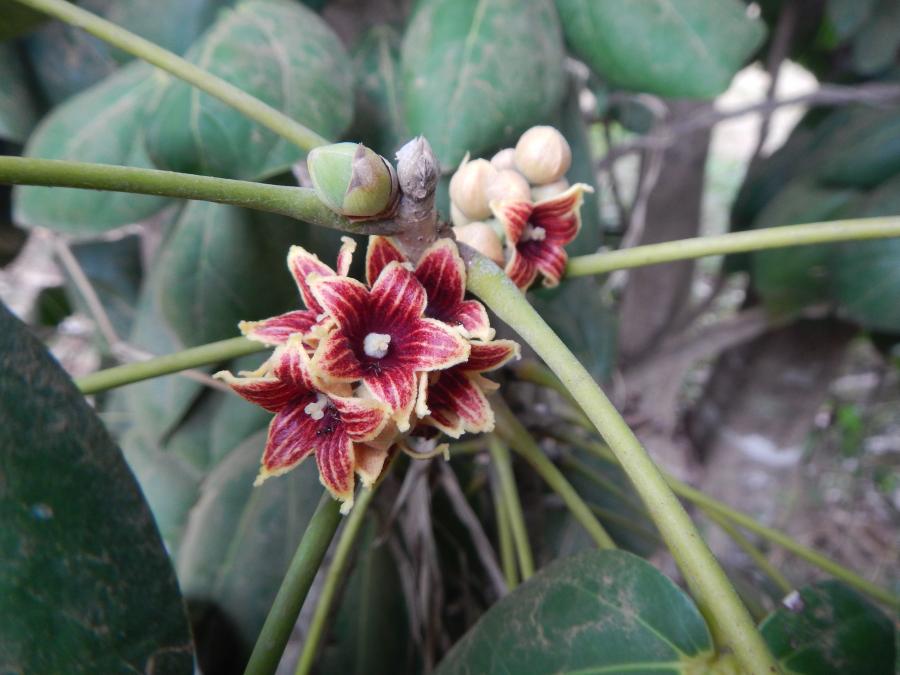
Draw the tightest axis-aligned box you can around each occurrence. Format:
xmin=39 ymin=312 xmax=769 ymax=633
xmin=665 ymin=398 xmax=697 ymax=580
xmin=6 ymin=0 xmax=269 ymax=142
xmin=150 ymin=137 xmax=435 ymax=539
xmin=487 ymin=169 xmax=532 ymax=204
xmin=531 ymin=178 xmax=570 ymax=202
xmin=307 ymin=142 xmax=398 ymax=218
xmin=453 ymin=222 xmax=504 ymax=266
xmin=451 ymin=202 xmax=472 ymax=227
xmin=490 ymin=148 xmax=517 ymax=172
xmin=515 ymin=125 xmax=571 ymax=185
xmin=449 ymin=156 xmax=497 ymax=220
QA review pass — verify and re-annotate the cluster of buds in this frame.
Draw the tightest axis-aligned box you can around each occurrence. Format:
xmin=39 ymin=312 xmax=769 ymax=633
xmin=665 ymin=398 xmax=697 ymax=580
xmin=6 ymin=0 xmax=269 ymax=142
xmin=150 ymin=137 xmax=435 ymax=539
xmin=449 ymin=125 xmax=592 ymax=289
xmin=216 ymin=189 xmax=519 ymax=510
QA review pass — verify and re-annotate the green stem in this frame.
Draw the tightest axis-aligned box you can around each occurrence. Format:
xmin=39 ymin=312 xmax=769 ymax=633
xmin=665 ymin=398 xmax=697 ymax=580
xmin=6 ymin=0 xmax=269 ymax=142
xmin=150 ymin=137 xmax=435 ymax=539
xmin=488 ymin=435 xmax=535 ymax=580
xmin=293 ymin=487 xmax=377 ymax=675
xmin=705 ymin=510 xmax=792 ymax=596
xmin=76 ymin=336 xmax=266 ymax=394
xmin=567 ymin=216 xmax=900 ymax=277
xmin=493 ymin=481 xmax=519 ymax=589
xmin=560 ymin=453 xmax=648 ymax=517
xmin=493 ymin=400 xmax=616 ymax=551
xmin=0 ymin=157 xmax=393 ymax=235
xmin=11 ymin=0 xmax=328 ymax=152
xmin=568 ymin=433 xmax=899 ymax=610
xmin=244 ymin=494 xmax=343 ymax=675
xmin=465 ymin=255 xmax=778 ymax=674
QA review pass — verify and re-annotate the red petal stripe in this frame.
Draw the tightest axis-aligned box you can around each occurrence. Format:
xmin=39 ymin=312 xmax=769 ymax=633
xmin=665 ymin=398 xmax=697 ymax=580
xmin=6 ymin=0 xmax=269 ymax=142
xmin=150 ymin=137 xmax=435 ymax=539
xmin=399 ymin=318 xmax=470 ymax=372
xmin=215 ymin=371 xmax=298 ymax=413
xmin=271 ymin=339 xmax=318 ymax=392
xmin=464 ymin=339 xmax=520 ymax=373
xmin=528 ymin=243 xmax=569 ymax=288
xmin=504 ymin=247 xmax=539 ymax=289
xmin=365 ymin=236 xmax=406 ymax=286
xmin=311 ymin=330 xmax=365 ymax=382
xmin=427 ymin=370 xmax=494 ymax=436
xmin=335 ymin=236 xmax=357 ymax=277
xmin=370 ymin=262 xmax=427 ymax=327
xmin=331 ymin=394 xmax=390 ymax=442
xmin=362 ymin=366 xmax=418 ymax=431
xmin=491 ymin=201 xmax=532 ymax=244
xmin=453 ymin=299 xmax=493 ymax=340
xmin=287 ymin=246 xmax=334 ymax=313
xmin=261 ymin=399 xmax=320 ymax=471
xmin=414 ymin=238 xmax=465 ymax=320
xmin=315 ymin=433 xmax=356 ymax=505
xmin=240 ymin=310 xmax=318 ymax=346
xmin=309 ymin=275 xmax=370 ymax=335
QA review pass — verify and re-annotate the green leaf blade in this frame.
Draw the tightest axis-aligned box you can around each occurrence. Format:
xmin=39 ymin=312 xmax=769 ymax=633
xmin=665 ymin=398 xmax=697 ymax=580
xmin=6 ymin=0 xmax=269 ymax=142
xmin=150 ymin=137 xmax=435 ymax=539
xmin=434 ymin=550 xmax=713 ymax=675
xmin=145 ymin=0 xmax=354 ymax=180
xmin=13 ymin=62 xmax=172 ymax=235
xmin=401 ymin=0 xmax=566 ymax=169
xmin=0 ymin=302 xmax=193 ymax=674
xmin=554 ymin=0 xmax=766 ymax=98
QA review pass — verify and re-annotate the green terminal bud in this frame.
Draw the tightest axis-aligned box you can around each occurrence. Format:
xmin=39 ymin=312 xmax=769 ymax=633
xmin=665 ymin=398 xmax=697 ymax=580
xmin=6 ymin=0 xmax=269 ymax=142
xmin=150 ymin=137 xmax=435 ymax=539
xmin=307 ymin=142 xmax=399 ymax=218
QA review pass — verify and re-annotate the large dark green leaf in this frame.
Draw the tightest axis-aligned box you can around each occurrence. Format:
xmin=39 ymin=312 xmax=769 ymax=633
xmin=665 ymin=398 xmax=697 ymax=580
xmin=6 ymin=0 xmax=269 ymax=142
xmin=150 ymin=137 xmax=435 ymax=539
xmin=318 ymin=521 xmax=411 ymax=675
xmin=154 ymin=200 xmax=328 ymax=347
xmin=24 ymin=0 xmax=227 ymax=105
xmin=826 ymin=0 xmax=879 ymax=41
xmin=814 ymin=109 xmax=900 ymax=189
xmin=401 ymin=0 xmax=566 ymax=169
xmin=832 ymin=174 xmax=900 ymax=332
xmin=14 ymin=62 xmax=172 ymax=235
xmin=145 ymin=0 xmax=354 ymax=180
xmin=175 ymin=428 xmax=323 ymax=645
xmin=0 ymin=302 xmax=193 ymax=673
xmin=0 ymin=43 xmax=39 ymax=143
xmin=750 ymin=180 xmax=858 ymax=313
xmin=435 ymin=549 xmax=714 ymax=674
xmin=554 ymin=0 xmax=766 ymax=98
xmin=850 ymin=0 xmax=900 ymax=76
xmin=760 ymin=581 xmax=895 ymax=674
xmin=351 ymin=25 xmax=407 ymax=158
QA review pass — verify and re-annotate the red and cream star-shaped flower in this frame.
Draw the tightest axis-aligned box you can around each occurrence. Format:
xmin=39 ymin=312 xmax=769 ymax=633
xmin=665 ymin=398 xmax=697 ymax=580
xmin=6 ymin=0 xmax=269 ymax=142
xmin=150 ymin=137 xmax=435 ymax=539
xmin=215 ymin=236 xmax=519 ymax=512
xmin=490 ymin=183 xmax=592 ymax=289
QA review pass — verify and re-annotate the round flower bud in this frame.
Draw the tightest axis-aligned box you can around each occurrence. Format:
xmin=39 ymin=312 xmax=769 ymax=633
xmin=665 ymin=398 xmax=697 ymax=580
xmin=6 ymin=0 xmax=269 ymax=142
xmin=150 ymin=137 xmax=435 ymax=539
xmin=449 ymin=157 xmax=497 ymax=220
xmin=453 ymin=222 xmax=504 ymax=266
xmin=531 ymin=178 xmax=570 ymax=203
xmin=451 ymin=202 xmax=471 ymax=227
xmin=487 ymin=169 xmax=532 ymax=204
xmin=307 ymin=142 xmax=398 ymax=218
xmin=490 ymin=148 xmax=517 ymax=172
xmin=515 ymin=126 xmax=571 ymax=185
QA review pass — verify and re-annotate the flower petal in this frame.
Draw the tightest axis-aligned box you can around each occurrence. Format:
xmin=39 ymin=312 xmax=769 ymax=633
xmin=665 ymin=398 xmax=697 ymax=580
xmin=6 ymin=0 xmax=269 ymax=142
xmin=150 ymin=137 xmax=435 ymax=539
xmin=504 ymin=246 xmax=539 ymax=289
xmin=529 ymin=242 xmax=569 ymax=288
xmin=309 ymin=274 xmax=370 ymax=335
xmin=490 ymin=200 xmax=533 ymax=245
xmin=415 ymin=238 xmax=465 ymax=319
xmin=370 ymin=261 xmax=428 ymax=328
xmin=330 ymin=393 xmax=390 ymax=442
xmin=426 ymin=370 xmax=494 ymax=437
xmin=315 ymin=434 xmax=356 ymax=510
xmin=272 ymin=336 xmax=319 ymax=391
xmin=354 ymin=444 xmax=393 ymax=488
xmin=464 ymin=339 xmax=521 ymax=373
xmin=531 ymin=183 xmax=588 ymax=246
xmin=311 ymin=328 xmax=365 ymax=383
xmin=399 ymin=317 xmax=470 ymax=372
xmin=287 ymin=245 xmax=334 ymax=313
xmin=239 ymin=310 xmax=318 ymax=346
xmin=454 ymin=299 xmax=494 ymax=340
xmin=362 ymin=366 xmax=418 ymax=432
xmin=255 ymin=397 xmax=322 ymax=478
xmin=335 ymin=236 xmax=358 ymax=277
xmin=214 ymin=369 xmax=296 ymax=412
xmin=365 ymin=235 xmax=406 ymax=286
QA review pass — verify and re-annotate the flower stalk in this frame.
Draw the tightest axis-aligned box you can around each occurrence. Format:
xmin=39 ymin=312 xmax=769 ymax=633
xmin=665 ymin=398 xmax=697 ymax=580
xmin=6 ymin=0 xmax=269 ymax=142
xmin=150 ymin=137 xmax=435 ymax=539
xmin=488 ymin=435 xmax=535 ymax=580
xmin=244 ymin=493 xmax=342 ymax=675
xmin=464 ymin=252 xmax=779 ymax=674
xmin=566 ymin=216 xmax=900 ymax=277
xmin=0 ymin=157 xmax=400 ymax=235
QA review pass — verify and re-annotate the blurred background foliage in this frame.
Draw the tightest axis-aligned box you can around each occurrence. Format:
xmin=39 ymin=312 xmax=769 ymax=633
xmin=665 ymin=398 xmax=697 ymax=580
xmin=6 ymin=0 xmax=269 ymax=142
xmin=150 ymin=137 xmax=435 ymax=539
xmin=1 ymin=0 xmax=898 ymax=673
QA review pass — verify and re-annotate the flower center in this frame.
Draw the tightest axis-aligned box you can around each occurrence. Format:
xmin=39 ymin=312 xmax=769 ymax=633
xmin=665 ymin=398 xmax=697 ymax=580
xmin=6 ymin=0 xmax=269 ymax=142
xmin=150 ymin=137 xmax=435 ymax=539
xmin=363 ymin=332 xmax=391 ymax=359
xmin=303 ymin=393 xmax=329 ymax=420
xmin=521 ymin=224 xmax=546 ymax=242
